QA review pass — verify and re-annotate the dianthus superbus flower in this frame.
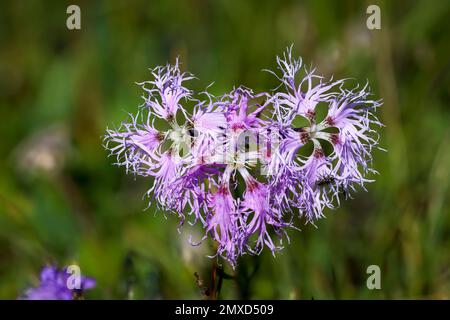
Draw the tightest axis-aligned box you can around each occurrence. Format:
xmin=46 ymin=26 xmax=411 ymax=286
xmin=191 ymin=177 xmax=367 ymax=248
xmin=267 ymin=47 xmax=382 ymax=222
xmin=104 ymin=47 xmax=383 ymax=267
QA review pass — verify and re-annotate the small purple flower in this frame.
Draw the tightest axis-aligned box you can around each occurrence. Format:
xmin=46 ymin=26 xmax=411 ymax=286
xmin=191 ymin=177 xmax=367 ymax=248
xmin=20 ymin=266 xmax=95 ymax=300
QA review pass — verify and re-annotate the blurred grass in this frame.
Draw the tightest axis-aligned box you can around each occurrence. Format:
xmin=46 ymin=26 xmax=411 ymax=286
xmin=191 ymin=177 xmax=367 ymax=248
xmin=0 ymin=0 xmax=449 ymax=299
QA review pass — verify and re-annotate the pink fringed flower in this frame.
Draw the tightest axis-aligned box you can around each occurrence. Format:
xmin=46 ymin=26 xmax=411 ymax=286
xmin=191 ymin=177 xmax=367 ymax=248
xmin=104 ymin=47 xmax=383 ymax=267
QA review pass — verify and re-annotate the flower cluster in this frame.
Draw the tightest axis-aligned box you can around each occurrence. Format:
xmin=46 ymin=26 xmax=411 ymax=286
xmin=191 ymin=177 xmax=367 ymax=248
xmin=20 ymin=266 xmax=95 ymax=300
xmin=104 ymin=48 xmax=382 ymax=267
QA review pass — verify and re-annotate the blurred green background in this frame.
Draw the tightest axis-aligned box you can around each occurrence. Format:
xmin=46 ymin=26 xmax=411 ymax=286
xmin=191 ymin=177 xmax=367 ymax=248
xmin=0 ymin=0 xmax=449 ymax=299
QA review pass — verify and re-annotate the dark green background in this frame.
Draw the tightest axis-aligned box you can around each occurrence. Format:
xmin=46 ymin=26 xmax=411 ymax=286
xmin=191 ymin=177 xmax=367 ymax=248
xmin=0 ymin=0 xmax=449 ymax=299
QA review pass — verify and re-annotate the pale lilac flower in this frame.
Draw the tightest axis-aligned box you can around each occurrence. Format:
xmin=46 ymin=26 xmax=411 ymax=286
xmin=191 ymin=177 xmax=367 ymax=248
xmin=268 ymin=46 xmax=383 ymax=222
xmin=239 ymin=168 xmax=288 ymax=255
xmin=139 ymin=59 xmax=194 ymax=120
xmin=104 ymin=111 xmax=162 ymax=175
xmin=206 ymin=169 xmax=242 ymax=265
